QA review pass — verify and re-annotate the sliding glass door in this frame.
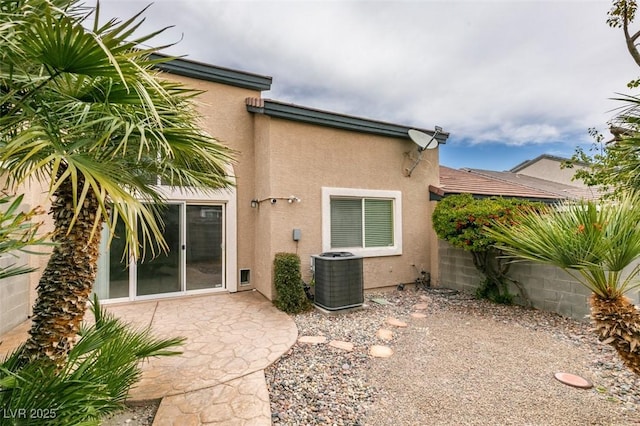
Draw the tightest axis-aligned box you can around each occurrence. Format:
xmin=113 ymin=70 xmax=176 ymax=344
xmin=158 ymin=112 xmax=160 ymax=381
xmin=137 ymin=204 xmax=181 ymax=296
xmin=94 ymin=202 xmax=225 ymax=300
xmin=186 ymin=205 xmax=223 ymax=290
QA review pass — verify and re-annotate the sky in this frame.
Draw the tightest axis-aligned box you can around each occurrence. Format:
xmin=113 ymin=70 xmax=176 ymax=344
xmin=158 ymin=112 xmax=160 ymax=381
xmin=97 ymin=0 xmax=637 ymax=171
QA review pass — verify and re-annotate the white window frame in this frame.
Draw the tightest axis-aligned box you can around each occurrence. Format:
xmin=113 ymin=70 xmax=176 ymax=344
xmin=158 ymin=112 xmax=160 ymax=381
xmin=322 ymin=187 xmax=402 ymax=257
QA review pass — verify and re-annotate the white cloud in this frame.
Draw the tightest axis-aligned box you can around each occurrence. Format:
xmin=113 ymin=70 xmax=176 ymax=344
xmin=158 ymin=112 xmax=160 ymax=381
xmin=98 ymin=0 xmax=637 ymax=152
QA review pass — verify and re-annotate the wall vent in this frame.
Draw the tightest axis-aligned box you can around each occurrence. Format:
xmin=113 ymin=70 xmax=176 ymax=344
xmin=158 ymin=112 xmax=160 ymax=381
xmin=240 ymin=269 xmax=251 ymax=286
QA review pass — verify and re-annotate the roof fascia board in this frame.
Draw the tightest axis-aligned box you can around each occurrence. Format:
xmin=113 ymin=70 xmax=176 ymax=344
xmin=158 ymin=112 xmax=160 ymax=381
xmin=247 ymin=98 xmax=449 ymax=143
xmin=150 ymin=54 xmax=272 ymax=91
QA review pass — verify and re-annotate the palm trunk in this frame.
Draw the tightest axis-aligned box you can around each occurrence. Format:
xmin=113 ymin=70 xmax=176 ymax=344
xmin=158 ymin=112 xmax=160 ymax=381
xmin=590 ymin=293 xmax=640 ymax=376
xmin=21 ymin=176 xmax=103 ymax=365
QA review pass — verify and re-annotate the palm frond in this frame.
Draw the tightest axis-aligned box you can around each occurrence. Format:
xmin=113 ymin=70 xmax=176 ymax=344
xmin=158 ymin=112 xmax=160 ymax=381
xmin=0 ymin=294 xmax=184 ymax=424
xmin=487 ymin=192 xmax=640 ymax=298
xmin=0 ymin=1 xmax=235 ymax=261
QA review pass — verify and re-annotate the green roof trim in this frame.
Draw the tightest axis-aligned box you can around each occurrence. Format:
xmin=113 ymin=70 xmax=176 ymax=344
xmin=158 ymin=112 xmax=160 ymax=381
xmin=246 ymin=98 xmax=449 ymax=142
xmin=150 ymin=54 xmax=272 ymax=91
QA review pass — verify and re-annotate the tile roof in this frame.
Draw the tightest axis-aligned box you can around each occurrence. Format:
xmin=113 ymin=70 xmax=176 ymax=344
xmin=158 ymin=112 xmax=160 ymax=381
xmin=430 ymin=166 xmax=599 ymax=202
xmin=466 ymin=169 xmax=601 ymax=201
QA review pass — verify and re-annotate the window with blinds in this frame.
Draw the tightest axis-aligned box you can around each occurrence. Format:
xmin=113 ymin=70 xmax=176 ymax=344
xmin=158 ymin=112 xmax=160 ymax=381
xmin=330 ymin=197 xmax=394 ymax=248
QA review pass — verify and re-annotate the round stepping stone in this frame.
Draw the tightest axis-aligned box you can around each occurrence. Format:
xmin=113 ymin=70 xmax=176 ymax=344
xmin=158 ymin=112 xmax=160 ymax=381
xmin=554 ymin=372 xmax=593 ymax=389
xmin=329 ymin=340 xmax=354 ymax=352
xmin=411 ymin=312 xmax=427 ymax=319
xmin=298 ymin=335 xmax=327 ymax=344
xmin=413 ymin=303 xmax=428 ymax=310
xmin=419 ymin=295 xmax=431 ymax=302
xmin=386 ymin=317 xmax=408 ymax=328
xmin=370 ymin=345 xmax=394 ymax=358
xmin=376 ymin=328 xmax=393 ymax=341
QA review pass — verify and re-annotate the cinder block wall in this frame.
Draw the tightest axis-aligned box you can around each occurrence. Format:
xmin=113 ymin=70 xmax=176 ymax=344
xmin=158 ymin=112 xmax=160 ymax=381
xmin=0 ymin=252 xmax=30 ymax=335
xmin=438 ymin=240 xmax=593 ymax=321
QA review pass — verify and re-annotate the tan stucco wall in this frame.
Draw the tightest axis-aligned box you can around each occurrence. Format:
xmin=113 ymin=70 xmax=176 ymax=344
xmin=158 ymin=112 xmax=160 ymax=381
xmin=2 ymin=72 xmax=265 ymax=319
xmin=515 ymin=158 xmax=588 ymax=187
xmin=166 ymin=76 xmax=442 ymax=300
xmin=0 ymin=177 xmax=54 ymax=328
xmin=252 ymin=114 xmax=275 ymax=298
xmin=21 ymin=182 xmax=54 ymax=310
xmin=164 ymin=74 xmax=263 ymax=292
xmin=252 ymin=117 xmax=440 ymax=298
xmin=4 ymin=69 xmax=443 ymax=308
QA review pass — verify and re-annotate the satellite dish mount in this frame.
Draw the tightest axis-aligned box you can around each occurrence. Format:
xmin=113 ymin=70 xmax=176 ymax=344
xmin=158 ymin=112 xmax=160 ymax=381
xmin=405 ymin=126 xmax=442 ymax=177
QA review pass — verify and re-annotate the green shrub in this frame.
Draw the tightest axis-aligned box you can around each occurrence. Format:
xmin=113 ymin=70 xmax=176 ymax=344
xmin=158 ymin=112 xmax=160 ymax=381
xmin=0 ymin=295 xmax=184 ymax=425
xmin=273 ymin=252 xmax=311 ymax=314
xmin=432 ymin=194 xmax=543 ymax=304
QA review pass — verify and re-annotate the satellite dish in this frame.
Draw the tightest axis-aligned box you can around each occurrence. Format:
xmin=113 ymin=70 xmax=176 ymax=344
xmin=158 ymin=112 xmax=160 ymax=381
xmin=405 ymin=126 xmax=443 ymax=177
xmin=408 ymin=129 xmax=439 ymax=151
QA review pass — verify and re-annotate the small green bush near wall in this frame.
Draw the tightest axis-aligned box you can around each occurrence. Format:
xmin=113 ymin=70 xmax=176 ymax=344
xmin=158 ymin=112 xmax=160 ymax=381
xmin=432 ymin=193 xmax=543 ymax=304
xmin=273 ymin=252 xmax=311 ymax=314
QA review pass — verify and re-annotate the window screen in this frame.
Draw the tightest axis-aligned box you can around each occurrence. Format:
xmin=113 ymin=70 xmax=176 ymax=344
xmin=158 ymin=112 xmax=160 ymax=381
xmin=330 ymin=198 xmax=393 ymax=248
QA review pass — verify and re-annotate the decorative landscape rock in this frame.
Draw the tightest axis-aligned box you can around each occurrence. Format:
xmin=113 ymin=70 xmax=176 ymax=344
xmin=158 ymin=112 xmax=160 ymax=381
xmin=329 ymin=340 xmax=354 ymax=352
xmin=376 ymin=329 xmax=393 ymax=341
xmin=369 ymin=345 xmax=394 ymax=358
xmin=413 ymin=303 xmax=428 ymax=310
xmin=554 ymin=372 xmax=593 ymax=389
xmin=410 ymin=312 xmax=427 ymax=319
xmin=386 ymin=317 xmax=408 ymax=328
xmin=298 ymin=335 xmax=327 ymax=344
xmin=267 ymin=289 xmax=640 ymax=426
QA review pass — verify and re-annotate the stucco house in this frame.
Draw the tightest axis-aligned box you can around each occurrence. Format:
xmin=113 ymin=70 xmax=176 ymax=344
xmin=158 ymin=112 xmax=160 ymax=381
xmin=1 ymin=55 xmax=448 ymax=333
xmin=510 ymin=154 xmax=590 ymax=188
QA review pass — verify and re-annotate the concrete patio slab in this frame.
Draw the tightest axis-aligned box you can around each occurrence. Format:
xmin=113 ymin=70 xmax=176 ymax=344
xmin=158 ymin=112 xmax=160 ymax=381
xmin=0 ymin=290 xmax=298 ymax=425
xmin=154 ymin=371 xmax=272 ymax=426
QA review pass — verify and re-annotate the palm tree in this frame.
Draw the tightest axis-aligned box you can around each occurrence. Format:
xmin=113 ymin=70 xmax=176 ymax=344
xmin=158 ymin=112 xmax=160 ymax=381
xmin=0 ymin=0 xmax=234 ymax=365
xmin=486 ymin=193 xmax=640 ymax=375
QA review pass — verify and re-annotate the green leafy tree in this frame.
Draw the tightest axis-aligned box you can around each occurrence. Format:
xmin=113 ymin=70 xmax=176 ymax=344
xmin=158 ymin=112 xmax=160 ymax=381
xmin=432 ymin=193 xmax=542 ymax=304
xmin=0 ymin=0 xmax=233 ymax=365
xmin=565 ymin=109 xmax=640 ymax=196
xmin=564 ymin=0 xmax=640 ymax=193
xmin=608 ymin=0 xmax=640 ymax=71
xmin=486 ymin=192 xmax=640 ymax=376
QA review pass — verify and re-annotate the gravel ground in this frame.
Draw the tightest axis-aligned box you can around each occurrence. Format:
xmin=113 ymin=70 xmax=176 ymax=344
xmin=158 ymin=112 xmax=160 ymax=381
xmin=101 ymin=399 xmax=160 ymax=426
xmin=266 ymin=288 xmax=640 ymax=425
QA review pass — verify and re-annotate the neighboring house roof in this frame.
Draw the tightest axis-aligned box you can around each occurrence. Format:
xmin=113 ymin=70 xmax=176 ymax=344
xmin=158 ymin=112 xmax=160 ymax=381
xmin=510 ymin=154 xmax=584 ymax=173
xmin=245 ymin=98 xmax=449 ymax=142
xmin=466 ymin=168 xmax=601 ymax=201
xmin=430 ymin=166 xmax=601 ymax=203
xmin=430 ymin=166 xmax=564 ymax=203
xmin=150 ymin=54 xmax=273 ymax=91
